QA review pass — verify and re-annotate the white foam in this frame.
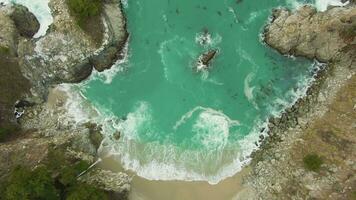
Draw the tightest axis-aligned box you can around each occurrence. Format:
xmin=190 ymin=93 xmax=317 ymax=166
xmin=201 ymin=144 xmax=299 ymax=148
xmin=114 ymin=101 xmax=153 ymax=140
xmin=227 ymin=7 xmax=239 ymax=23
xmin=0 ymin=0 xmax=53 ymax=38
xmin=120 ymin=0 xmax=128 ymax=8
xmin=193 ymin=111 xmax=231 ymax=149
xmin=109 ymin=118 xmax=267 ymax=184
xmin=244 ymin=73 xmax=256 ymax=105
xmin=315 ymin=0 xmax=349 ymax=11
xmin=288 ymin=0 xmax=349 ymax=11
xmin=92 ymin=39 xmax=130 ymax=84
xmin=60 ymin=60 xmax=319 ymax=184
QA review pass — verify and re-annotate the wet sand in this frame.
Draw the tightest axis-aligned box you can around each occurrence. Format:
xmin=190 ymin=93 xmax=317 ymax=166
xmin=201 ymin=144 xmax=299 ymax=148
xmin=98 ymin=156 xmax=254 ymax=200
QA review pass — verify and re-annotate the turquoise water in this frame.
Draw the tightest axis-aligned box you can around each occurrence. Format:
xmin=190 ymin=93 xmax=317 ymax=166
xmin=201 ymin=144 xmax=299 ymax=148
xmin=82 ymin=0 xmax=316 ymax=183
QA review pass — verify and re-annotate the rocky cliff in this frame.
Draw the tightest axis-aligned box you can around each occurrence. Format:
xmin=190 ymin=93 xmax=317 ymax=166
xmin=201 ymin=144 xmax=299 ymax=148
xmin=0 ymin=0 xmax=131 ymax=198
xmin=245 ymin=3 xmax=355 ymax=200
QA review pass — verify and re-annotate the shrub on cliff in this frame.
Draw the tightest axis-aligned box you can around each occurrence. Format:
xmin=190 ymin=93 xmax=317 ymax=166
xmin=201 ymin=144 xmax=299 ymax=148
xmin=0 ymin=147 xmax=108 ymax=200
xmin=0 ymin=126 xmax=18 ymax=142
xmin=4 ymin=166 xmax=58 ymax=200
xmin=303 ymin=153 xmax=323 ymax=172
xmin=0 ymin=128 xmax=10 ymax=142
xmin=66 ymin=0 xmax=102 ymax=26
xmin=66 ymin=184 xmax=108 ymax=200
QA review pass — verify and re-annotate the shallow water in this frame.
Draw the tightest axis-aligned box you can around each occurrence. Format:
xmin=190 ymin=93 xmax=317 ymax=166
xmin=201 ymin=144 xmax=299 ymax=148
xmin=81 ymin=0 xmax=322 ymax=184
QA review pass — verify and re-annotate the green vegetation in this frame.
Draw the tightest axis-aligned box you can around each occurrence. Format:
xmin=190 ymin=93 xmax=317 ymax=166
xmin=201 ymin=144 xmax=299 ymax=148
xmin=0 ymin=46 xmax=10 ymax=55
xmin=66 ymin=184 xmax=108 ymax=200
xmin=66 ymin=0 xmax=102 ymax=27
xmin=303 ymin=153 xmax=323 ymax=172
xmin=351 ymin=191 xmax=356 ymax=200
xmin=0 ymin=147 xmax=108 ymax=200
xmin=0 ymin=126 xmax=19 ymax=142
xmin=340 ymin=24 xmax=356 ymax=43
xmin=85 ymin=123 xmax=103 ymax=149
xmin=4 ymin=166 xmax=58 ymax=200
xmin=65 ymin=0 xmax=104 ymax=45
xmin=0 ymin=128 xmax=11 ymax=142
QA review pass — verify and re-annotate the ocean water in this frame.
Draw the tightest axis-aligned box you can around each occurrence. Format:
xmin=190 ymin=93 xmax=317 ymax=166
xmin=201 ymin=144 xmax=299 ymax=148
xmin=81 ymin=0 xmax=321 ymax=184
xmin=2 ymin=0 xmax=347 ymax=184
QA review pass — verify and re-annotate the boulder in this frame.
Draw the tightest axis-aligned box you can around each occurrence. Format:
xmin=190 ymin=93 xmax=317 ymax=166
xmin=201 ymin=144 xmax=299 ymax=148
xmin=10 ymin=4 xmax=40 ymax=38
xmin=201 ymin=49 xmax=217 ymax=66
xmin=196 ymin=49 xmax=218 ymax=71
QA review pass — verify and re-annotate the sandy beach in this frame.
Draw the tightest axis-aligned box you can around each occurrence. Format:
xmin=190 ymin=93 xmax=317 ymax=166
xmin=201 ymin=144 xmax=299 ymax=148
xmin=99 ymin=156 xmax=253 ymax=200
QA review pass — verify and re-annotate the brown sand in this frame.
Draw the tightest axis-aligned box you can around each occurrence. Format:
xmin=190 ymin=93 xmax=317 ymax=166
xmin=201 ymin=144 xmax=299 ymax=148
xmin=99 ymin=156 xmax=254 ymax=200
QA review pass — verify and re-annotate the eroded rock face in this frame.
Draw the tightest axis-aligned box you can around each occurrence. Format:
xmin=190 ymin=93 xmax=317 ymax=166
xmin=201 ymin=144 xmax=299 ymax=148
xmin=91 ymin=0 xmax=129 ymax=72
xmin=264 ymin=5 xmax=356 ymax=62
xmin=0 ymin=1 xmax=131 ymax=197
xmin=79 ymin=169 xmax=131 ymax=196
xmin=9 ymin=4 xmax=40 ymax=38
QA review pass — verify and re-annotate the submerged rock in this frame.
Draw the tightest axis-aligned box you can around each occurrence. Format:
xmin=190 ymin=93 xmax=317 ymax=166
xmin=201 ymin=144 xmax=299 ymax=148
xmin=9 ymin=4 xmax=40 ymax=38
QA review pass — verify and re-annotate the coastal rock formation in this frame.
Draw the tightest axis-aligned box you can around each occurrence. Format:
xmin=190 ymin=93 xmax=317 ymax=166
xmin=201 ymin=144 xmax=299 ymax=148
xmin=246 ymin=3 xmax=356 ymax=200
xmin=196 ymin=49 xmax=218 ymax=71
xmin=79 ymin=169 xmax=131 ymax=198
xmin=9 ymin=4 xmax=40 ymax=38
xmin=0 ymin=7 xmax=31 ymax=127
xmin=0 ymin=10 xmax=18 ymax=56
xmin=265 ymin=4 xmax=355 ymax=62
xmin=13 ymin=0 xmax=128 ymax=100
xmin=0 ymin=0 xmax=131 ymax=198
xmin=90 ymin=0 xmax=128 ymax=72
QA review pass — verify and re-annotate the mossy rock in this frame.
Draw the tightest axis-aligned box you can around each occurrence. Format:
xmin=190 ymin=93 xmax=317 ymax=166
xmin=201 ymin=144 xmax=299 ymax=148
xmin=0 ymin=46 xmax=10 ymax=55
xmin=66 ymin=0 xmax=104 ymax=45
xmin=303 ymin=153 xmax=323 ymax=172
xmin=10 ymin=4 xmax=40 ymax=38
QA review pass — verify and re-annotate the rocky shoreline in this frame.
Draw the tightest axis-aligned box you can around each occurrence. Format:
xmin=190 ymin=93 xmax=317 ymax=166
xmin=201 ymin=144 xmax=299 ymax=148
xmin=245 ymin=3 xmax=355 ymax=199
xmin=0 ymin=0 xmax=131 ymax=198
xmin=0 ymin=0 xmax=355 ymax=199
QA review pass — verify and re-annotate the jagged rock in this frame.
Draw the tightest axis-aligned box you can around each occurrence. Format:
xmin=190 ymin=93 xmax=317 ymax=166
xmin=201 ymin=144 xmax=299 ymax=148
xmin=92 ymin=0 xmax=128 ymax=72
xmin=113 ymin=131 xmax=121 ymax=140
xmin=79 ymin=169 xmax=131 ymax=196
xmin=247 ymin=4 xmax=356 ymax=200
xmin=196 ymin=49 xmax=218 ymax=71
xmin=91 ymin=46 xmax=120 ymax=72
xmin=10 ymin=4 xmax=40 ymax=38
xmin=265 ymin=5 xmax=355 ymax=62
xmin=201 ymin=49 xmax=217 ymax=66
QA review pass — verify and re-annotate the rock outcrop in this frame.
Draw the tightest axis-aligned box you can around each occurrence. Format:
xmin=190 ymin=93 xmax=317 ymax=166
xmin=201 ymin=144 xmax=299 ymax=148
xmin=14 ymin=0 xmax=128 ymax=100
xmin=265 ymin=5 xmax=355 ymax=63
xmin=0 ymin=10 xmax=19 ymax=56
xmin=245 ymin=3 xmax=356 ymax=200
xmin=90 ymin=0 xmax=129 ymax=72
xmin=9 ymin=4 xmax=40 ymax=38
xmin=0 ymin=0 xmax=131 ymax=198
xmin=0 ymin=7 xmax=31 ymax=127
xmin=196 ymin=49 xmax=218 ymax=71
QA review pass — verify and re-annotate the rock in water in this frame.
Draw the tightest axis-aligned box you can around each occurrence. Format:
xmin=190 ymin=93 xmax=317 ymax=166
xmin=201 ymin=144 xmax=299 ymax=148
xmin=197 ymin=49 xmax=218 ymax=71
xmin=10 ymin=4 xmax=40 ymax=38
